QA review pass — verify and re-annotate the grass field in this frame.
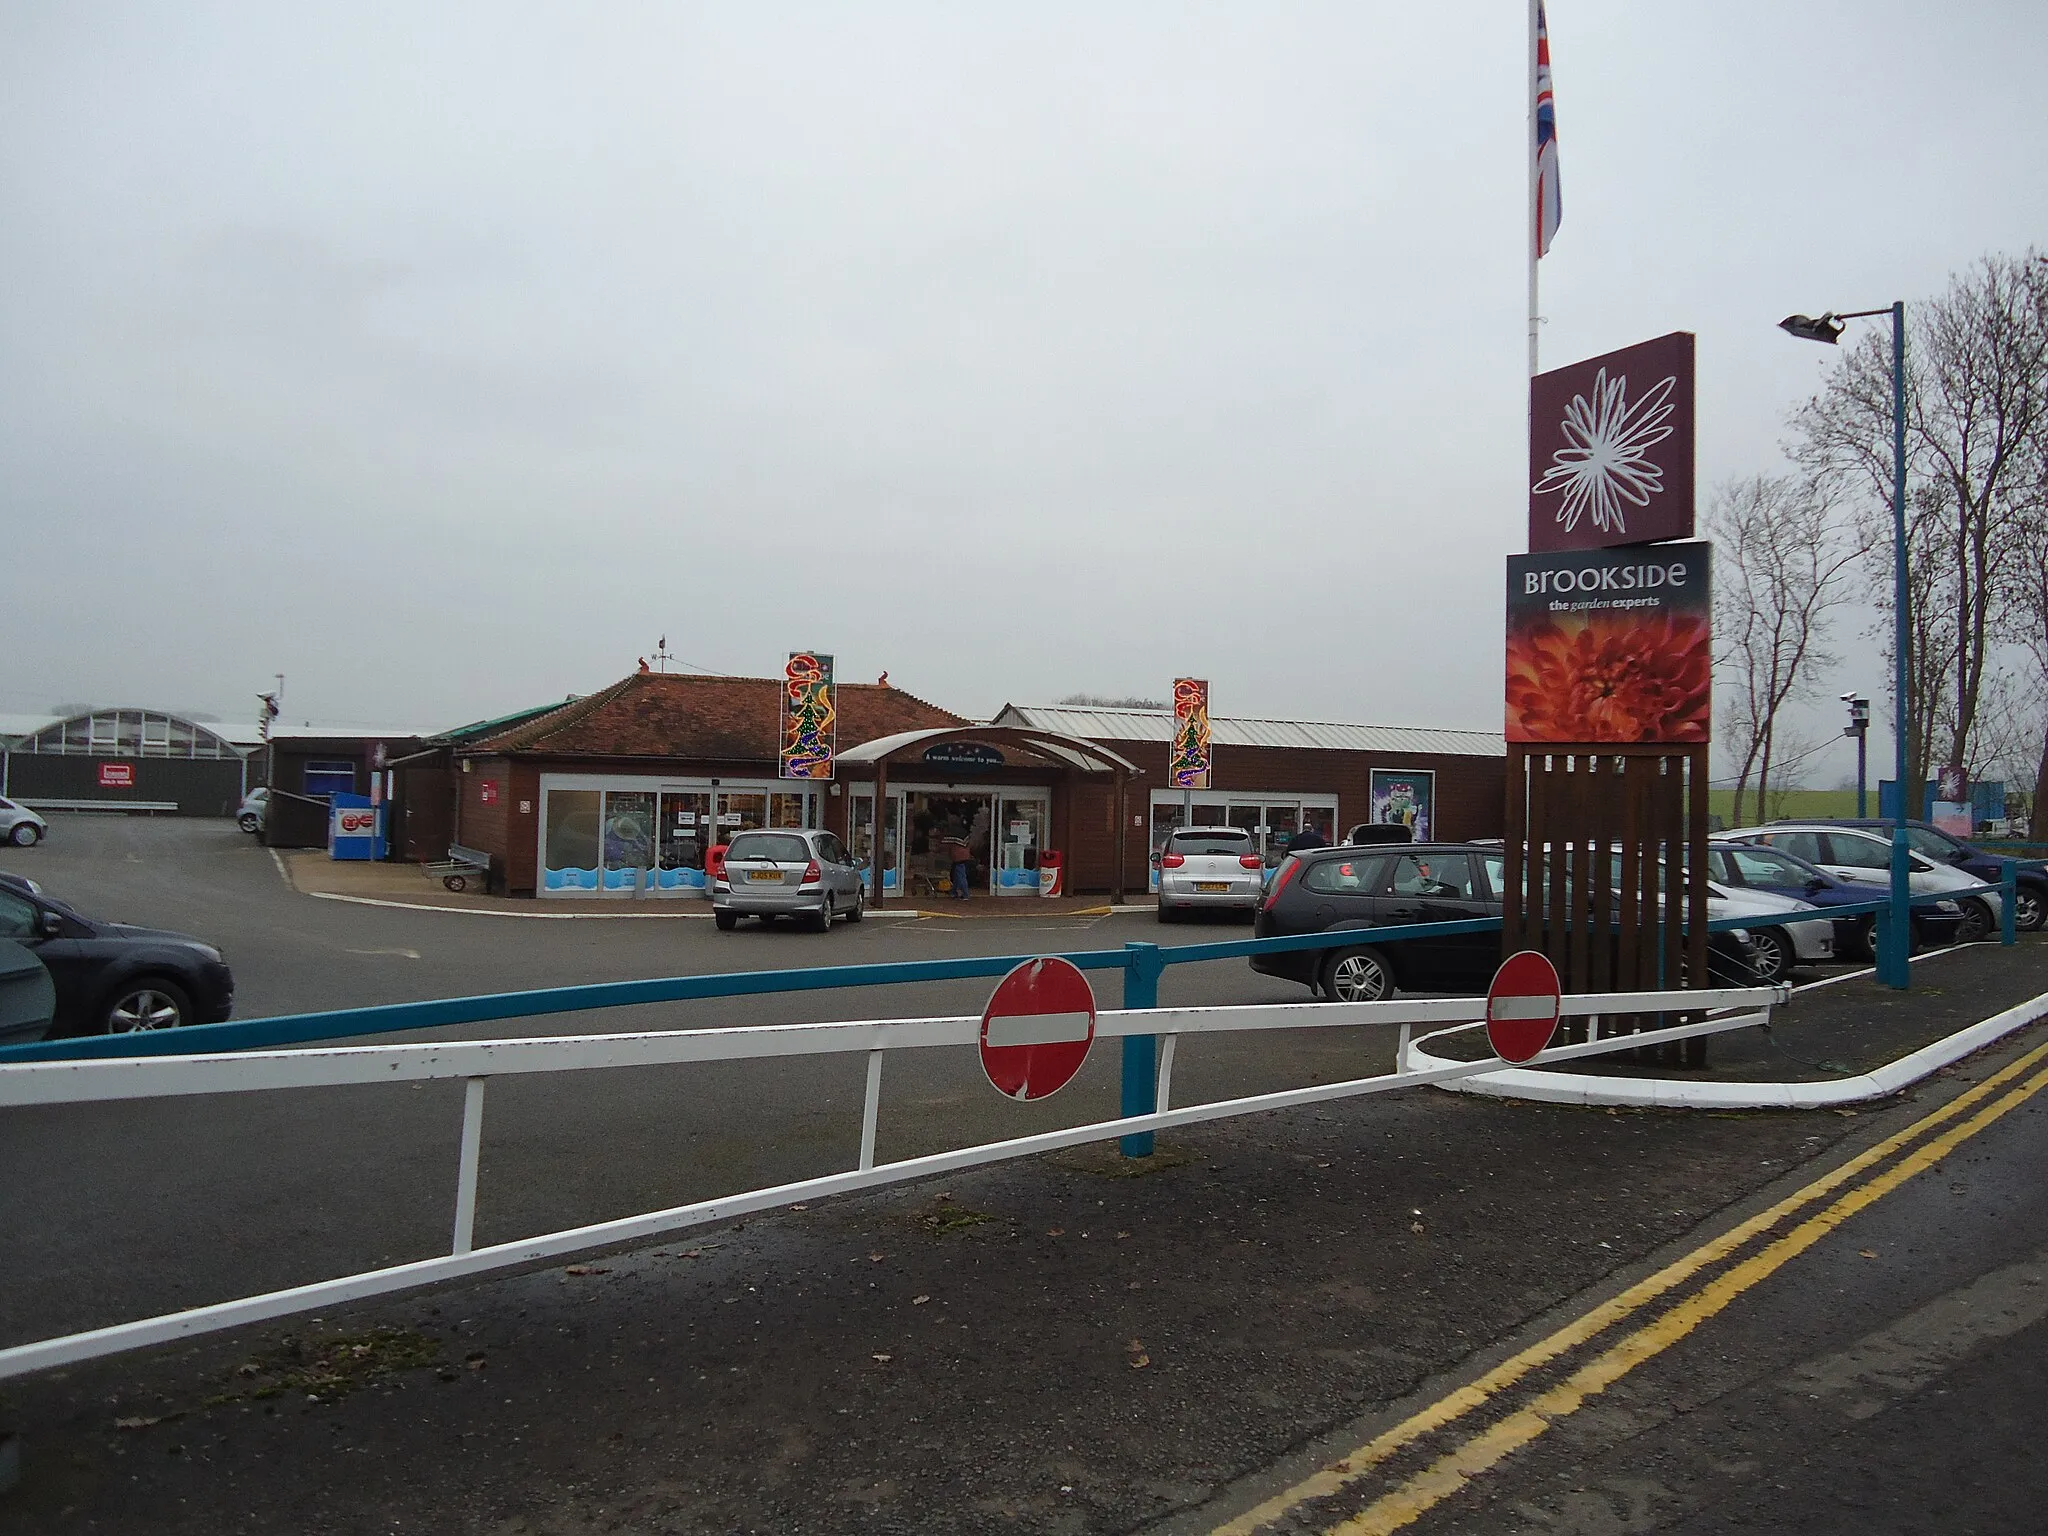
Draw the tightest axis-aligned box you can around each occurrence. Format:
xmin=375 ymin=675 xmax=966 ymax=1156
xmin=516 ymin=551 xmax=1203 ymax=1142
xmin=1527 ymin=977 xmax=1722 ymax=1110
xmin=1707 ymin=787 xmax=1861 ymax=829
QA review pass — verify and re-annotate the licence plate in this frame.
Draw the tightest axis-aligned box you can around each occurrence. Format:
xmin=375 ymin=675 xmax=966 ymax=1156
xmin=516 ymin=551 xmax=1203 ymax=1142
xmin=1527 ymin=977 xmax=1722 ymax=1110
xmin=747 ymin=870 xmax=783 ymax=882
xmin=1196 ymin=881 xmax=1229 ymax=893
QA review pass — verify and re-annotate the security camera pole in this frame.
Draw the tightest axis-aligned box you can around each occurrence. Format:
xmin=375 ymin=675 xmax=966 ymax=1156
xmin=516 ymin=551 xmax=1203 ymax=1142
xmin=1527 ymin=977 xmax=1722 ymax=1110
xmin=1841 ymin=693 xmax=1871 ymax=817
xmin=1780 ymin=303 xmax=1910 ymax=988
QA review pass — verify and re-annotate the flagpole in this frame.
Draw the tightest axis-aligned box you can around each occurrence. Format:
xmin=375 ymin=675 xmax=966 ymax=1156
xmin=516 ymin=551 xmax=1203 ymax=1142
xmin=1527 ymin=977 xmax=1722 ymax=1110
xmin=1527 ymin=0 xmax=1539 ymax=378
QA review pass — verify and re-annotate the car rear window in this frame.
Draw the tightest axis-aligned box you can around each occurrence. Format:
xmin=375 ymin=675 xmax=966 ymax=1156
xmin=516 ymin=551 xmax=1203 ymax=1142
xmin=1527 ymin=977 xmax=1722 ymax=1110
xmin=727 ymin=833 xmax=810 ymax=863
xmin=1300 ymin=856 xmax=1388 ymax=895
xmin=1168 ymin=831 xmax=1251 ymax=856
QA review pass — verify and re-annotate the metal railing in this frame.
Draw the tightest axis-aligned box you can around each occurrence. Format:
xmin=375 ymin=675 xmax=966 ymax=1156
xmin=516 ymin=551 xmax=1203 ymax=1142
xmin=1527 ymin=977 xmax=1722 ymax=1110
xmin=0 ymin=979 xmax=1783 ymax=1382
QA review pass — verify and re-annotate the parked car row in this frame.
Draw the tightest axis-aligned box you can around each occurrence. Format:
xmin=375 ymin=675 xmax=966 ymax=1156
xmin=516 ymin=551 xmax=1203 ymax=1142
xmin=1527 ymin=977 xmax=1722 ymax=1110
xmin=1238 ymin=817 xmax=2028 ymax=1004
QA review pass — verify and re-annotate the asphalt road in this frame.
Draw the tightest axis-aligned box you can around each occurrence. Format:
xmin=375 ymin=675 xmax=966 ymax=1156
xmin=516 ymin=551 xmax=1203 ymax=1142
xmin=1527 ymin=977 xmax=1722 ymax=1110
xmin=5 ymin=817 xmax=2047 ymax=1536
xmin=0 ymin=816 xmax=1342 ymax=1349
xmin=1189 ymin=1030 xmax=2048 ymax=1536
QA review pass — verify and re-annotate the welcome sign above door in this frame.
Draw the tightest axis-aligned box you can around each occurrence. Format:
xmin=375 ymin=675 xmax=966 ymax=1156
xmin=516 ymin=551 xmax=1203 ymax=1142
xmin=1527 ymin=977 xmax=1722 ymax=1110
xmin=922 ymin=743 xmax=1005 ymax=773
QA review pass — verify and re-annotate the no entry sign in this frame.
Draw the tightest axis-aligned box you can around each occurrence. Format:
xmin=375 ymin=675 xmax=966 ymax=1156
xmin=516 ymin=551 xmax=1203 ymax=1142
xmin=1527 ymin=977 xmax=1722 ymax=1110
xmin=979 ymin=957 xmax=1096 ymax=1102
xmin=1485 ymin=950 xmax=1563 ymax=1064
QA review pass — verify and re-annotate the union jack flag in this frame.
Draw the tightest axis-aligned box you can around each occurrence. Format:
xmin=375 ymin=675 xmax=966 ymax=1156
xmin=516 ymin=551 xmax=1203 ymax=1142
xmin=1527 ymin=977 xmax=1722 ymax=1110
xmin=1534 ymin=2 xmax=1562 ymax=257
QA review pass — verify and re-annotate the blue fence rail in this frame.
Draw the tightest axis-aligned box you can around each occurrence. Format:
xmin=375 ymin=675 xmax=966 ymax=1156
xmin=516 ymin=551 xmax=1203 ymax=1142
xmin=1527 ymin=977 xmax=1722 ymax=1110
xmin=0 ymin=869 xmax=2021 ymax=1153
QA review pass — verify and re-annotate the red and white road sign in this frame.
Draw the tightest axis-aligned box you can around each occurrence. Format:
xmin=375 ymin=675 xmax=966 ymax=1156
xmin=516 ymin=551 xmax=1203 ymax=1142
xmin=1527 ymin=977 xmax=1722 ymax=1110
xmin=979 ymin=956 xmax=1096 ymax=1102
xmin=1485 ymin=950 xmax=1563 ymax=1064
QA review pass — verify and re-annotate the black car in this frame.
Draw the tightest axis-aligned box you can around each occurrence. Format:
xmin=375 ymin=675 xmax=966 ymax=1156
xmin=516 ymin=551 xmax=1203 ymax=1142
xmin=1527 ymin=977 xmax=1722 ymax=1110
xmin=1252 ymin=842 xmax=1758 ymax=1002
xmin=0 ymin=881 xmax=234 ymax=1039
xmin=1790 ymin=818 xmax=2045 ymax=933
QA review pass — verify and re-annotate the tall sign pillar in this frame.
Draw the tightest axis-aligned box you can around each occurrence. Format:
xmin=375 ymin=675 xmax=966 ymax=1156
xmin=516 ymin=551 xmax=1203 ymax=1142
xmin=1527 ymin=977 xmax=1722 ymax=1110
xmin=1505 ymin=333 xmax=1712 ymax=1053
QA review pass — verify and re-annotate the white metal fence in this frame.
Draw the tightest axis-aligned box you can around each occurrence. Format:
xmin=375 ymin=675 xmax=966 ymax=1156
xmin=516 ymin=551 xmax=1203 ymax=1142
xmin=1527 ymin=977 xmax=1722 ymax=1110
xmin=0 ymin=983 xmax=1782 ymax=1381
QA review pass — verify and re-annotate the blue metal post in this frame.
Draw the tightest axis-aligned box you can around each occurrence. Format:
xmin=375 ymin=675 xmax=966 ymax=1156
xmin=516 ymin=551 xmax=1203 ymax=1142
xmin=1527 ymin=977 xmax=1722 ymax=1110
xmin=1881 ymin=300 xmax=1912 ymax=990
xmin=1119 ymin=941 xmax=1162 ymax=1157
xmin=2003 ymin=861 xmax=2019 ymax=946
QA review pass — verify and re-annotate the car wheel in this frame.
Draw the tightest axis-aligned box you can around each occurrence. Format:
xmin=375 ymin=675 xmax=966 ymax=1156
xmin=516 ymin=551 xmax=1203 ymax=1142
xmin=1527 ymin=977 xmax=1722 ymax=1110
xmin=1156 ymin=903 xmax=1179 ymax=924
xmin=1851 ymin=917 xmax=1880 ymax=963
xmin=1957 ymin=897 xmax=1993 ymax=944
xmin=811 ymin=896 xmax=834 ymax=933
xmin=1748 ymin=929 xmax=1795 ymax=986
xmin=102 ymin=978 xmax=192 ymax=1033
xmin=845 ymin=889 xmax=865 ymax=923
xmin=713 ymin=910 xmax=738 ymax=931
xmin=2015 ymin=887 xmax=2044 ymax=933
xmin=237 ymin=813 xmax=261 ymax=834
xmin=9 ymin=823 xmax=40 ymax=847
xmin=1321 ymin=946 xmax=1394 ymax=1003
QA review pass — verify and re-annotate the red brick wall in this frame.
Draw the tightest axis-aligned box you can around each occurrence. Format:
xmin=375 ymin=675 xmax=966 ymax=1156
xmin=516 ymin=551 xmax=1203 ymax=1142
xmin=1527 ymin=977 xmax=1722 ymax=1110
xmin=1054 ymin=742 xmax=1506 ymax=894
xmin=452 ymin=756 xmax=515 ymax=892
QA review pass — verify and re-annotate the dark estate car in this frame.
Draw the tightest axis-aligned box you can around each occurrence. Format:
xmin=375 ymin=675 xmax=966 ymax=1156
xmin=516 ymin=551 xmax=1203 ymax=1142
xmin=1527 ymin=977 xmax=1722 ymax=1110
xmin=1789 ymin=818 xmax=2046 ymax=933
xmin=1707 ymin=840 xmax=1965 ymax=962
xmin=0 ymin=881 xmax=234 ymax=1040
xmin=1251 ymin=842 xmax=1759 ymax=1002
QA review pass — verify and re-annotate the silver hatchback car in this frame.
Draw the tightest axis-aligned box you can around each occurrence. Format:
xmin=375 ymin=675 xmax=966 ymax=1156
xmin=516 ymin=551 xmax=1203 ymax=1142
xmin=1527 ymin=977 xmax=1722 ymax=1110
xmin=713 ymin=828 xmax=867 ymax=931
xmin=0 ymin=796 xmax=49 ymax=848
xmin=1156 ymin=826 xmax=1265 ymax=920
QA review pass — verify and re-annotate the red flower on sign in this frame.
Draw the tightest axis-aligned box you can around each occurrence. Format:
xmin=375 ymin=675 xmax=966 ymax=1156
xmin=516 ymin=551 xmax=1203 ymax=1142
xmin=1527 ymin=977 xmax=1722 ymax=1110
xmin=1506 ymin=614 xmax=1711 ymax=743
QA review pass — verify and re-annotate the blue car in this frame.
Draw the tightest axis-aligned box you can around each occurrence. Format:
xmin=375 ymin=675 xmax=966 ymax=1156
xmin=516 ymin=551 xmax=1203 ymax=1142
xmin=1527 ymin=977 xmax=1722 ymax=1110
xmin=1799 ymin=818 xmax=2045 ymax=934
xmin=1707 ymin=840 xmax=1964 ymax=963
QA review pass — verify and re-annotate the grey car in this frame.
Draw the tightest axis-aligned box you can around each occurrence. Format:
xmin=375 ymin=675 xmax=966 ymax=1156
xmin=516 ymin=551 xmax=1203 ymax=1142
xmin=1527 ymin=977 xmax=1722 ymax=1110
xmin=712 ymin=828 xmax=867 ymax=931
xmin=0 ymin=796 xmax=48 ymax=848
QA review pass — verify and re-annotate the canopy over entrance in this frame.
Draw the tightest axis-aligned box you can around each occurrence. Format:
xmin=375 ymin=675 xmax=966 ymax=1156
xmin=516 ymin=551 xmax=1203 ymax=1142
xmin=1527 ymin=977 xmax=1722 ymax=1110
xmin=837 ymin=726 xmax=1139 ymax=905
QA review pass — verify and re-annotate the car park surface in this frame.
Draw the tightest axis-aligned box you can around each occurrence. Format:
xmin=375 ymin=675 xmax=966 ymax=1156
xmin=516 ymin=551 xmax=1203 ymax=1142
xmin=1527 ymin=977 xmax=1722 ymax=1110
xmin=3 ymin=817 xmax=2046 ymax=1536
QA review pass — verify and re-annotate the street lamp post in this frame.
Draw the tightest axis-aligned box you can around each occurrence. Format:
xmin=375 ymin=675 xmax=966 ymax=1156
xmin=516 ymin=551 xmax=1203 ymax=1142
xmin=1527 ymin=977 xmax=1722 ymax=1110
xmin=1779 ymin=304 xmax=1912 ymax=989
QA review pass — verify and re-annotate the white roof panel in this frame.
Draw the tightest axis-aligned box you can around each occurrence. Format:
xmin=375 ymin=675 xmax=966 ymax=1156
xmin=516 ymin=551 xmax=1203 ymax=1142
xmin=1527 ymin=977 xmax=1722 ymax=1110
xmin=993 ymin=704 xmax=1504 ymax=759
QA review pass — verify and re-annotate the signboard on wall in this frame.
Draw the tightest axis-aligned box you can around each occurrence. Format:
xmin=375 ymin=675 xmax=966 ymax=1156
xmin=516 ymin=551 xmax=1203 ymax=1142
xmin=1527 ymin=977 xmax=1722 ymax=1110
xmin=1506 ymin=541 xmax=1712 ymax=744
xmin=922 ymin=743 xmax=1004 ymax=773
xmin=1368 ymin=769 xmax=1434 ymax=842
xmin=1529 ymin=332 xmax=1695 ymax=553
xmin=98 ymin=762 xmax=134 ymax=789
xmin=780 ymin=651 xmax=837 ymax=780
xmin=1169 ymin=678 xmax=1212 ymax=789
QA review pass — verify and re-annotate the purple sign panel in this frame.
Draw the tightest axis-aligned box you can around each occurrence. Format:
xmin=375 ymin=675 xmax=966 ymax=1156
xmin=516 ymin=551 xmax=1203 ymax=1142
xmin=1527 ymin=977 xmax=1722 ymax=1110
xmin=1529 ymin=331 xmax=1695 ymax=553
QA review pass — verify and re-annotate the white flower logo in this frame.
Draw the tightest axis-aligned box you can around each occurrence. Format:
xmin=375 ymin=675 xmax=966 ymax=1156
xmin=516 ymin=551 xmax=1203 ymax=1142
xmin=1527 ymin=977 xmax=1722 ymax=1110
xmin=1532 ymin=368 xmax=1677 ymax=535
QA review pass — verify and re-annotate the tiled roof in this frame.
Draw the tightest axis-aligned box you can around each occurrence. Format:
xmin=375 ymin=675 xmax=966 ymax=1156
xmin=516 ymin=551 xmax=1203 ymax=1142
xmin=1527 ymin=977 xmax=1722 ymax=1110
xmin=463 ymin=673 xmax=967 ymax=760
xmin=994 ymin=704 xmax=1506 ymax=759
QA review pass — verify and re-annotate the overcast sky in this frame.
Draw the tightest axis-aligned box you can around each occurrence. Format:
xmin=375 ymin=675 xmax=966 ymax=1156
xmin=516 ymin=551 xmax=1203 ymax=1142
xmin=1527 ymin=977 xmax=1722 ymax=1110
xmin=5 ymin=3 xmax=2044 ymax=777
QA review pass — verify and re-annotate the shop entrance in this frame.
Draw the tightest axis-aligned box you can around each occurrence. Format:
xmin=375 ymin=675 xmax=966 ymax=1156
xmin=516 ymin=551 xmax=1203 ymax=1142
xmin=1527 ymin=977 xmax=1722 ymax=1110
xmin=1148 ymin=794 xmax=1338 ymax=891
xmin=904 ymin=791 xmax=993 ymax=899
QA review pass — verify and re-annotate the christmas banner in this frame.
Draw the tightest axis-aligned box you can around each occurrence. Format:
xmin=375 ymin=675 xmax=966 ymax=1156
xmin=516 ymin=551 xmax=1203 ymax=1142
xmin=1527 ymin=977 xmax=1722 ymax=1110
xmin=1169 ymin=678 xmax=1212 ymax=789
xmin=779 ymin=651 xmax=837 ymax=779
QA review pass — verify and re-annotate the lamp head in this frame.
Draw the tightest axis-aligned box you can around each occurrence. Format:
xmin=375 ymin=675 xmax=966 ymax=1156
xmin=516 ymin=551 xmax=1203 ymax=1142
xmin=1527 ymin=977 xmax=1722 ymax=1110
xmin=1779 ymin=312 xmax=1846 ymax=345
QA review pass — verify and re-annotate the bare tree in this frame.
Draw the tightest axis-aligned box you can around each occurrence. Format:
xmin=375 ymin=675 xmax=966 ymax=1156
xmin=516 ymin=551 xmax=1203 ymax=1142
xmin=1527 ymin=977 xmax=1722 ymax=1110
xmin=1791 ymin=251 xmax=2048 ymax=807
xmin=1709 ymin=476 xmax=1865 ymax=827
xmin=2001 ymin=446 xmax=2048 ymax=825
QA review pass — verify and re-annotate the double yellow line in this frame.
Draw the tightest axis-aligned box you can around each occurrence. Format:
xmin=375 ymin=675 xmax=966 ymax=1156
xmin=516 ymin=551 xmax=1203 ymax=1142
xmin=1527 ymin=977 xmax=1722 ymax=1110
xmin=1213 ymin=1036 xmax=2048 ymax=1536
